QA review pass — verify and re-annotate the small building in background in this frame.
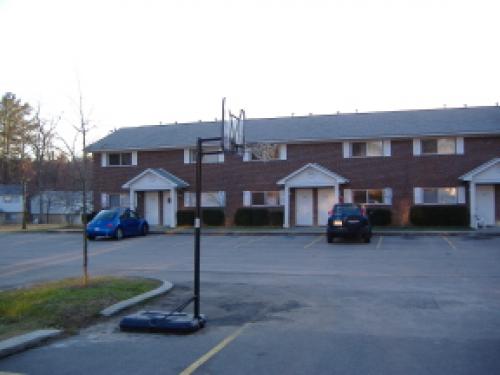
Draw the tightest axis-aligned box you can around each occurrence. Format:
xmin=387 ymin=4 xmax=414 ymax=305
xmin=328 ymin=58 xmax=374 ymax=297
xmin=31 ymin=191 xmax=93 ymax=225
xmin=0 ymin=184 xmax=23 ymax=224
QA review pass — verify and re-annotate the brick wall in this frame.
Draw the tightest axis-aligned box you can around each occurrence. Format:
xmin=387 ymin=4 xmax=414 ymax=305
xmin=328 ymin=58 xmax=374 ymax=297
xmin=92 ymin=136 xmax=500 ymax=226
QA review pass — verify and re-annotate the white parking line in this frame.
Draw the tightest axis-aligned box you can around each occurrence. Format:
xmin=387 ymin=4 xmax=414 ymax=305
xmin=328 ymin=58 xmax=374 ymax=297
xmin=376 ymin=236 xmax=384 ymax=249
xmin=442 ymin=236 xmax=457 ymax=250
xmin=304 ymin=235 xmax=324 ymax=249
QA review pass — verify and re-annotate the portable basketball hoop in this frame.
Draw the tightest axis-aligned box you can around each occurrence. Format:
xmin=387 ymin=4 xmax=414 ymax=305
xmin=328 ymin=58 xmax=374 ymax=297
xmin=120 ymin=98 xmax=245 ymax=334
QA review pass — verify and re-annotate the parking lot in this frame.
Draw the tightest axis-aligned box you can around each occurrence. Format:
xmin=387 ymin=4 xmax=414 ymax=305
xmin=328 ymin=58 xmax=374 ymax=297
xmin=1 ymin=232 xmax=500 ymax=374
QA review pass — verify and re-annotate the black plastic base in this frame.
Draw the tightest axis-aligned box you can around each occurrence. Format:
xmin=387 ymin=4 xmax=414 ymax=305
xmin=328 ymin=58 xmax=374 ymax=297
xmin=120 ymin=311 xmax=206 ymax=333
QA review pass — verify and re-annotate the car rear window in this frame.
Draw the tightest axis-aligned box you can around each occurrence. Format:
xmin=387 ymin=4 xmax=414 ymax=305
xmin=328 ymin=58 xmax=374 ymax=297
xmin=93 ymin=210 xmax=117 ymax=221
xmin=334 ymin=205 xmax=361 ymax=216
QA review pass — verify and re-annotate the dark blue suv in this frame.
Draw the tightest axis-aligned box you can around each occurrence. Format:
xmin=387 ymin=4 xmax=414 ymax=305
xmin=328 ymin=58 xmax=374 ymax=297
xmin=326 ymin=203 xmax=372 ymax=243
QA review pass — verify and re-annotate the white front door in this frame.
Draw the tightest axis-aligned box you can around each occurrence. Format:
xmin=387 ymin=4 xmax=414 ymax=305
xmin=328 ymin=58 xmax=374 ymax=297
xmin=163 ymin=191 xmax=171 ymax=227
xmin=476 ymin=185 xmax=495 ymax=226
xmin=296 ymin=189 xmax=313 ymax=226
xmin=317 ymin=188 xmax=335 ymax=226
xmin=144 ymin=191 xmax=159 ymax=225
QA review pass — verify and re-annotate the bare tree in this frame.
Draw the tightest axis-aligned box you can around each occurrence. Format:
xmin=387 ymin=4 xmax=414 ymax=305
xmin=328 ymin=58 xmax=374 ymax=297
xmin=59 ymin=87 xmax=93 ymax=287
xmin=32 ymin=107 xmax=58 ymax=223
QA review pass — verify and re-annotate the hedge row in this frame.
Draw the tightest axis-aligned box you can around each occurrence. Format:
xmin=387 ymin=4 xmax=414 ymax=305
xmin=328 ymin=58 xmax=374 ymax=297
xmin=409 ymin=205 xmax=468 ymax=226
xmin=366 ymin=208 xmax=392 ymax=226
xmin=177 ymin=208 xmax=225 ymax=226
xmin=234 ymin=208 xmax=284 ymax=226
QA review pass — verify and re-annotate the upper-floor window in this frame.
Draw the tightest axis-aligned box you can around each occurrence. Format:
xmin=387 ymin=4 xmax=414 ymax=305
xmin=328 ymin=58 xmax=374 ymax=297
xmin=184 ymin=147 xmax=224 ymax=164
xmin=2 ymin=195 xmax=20 ymax=203
xmin=101 ymin=152 xmax=137 ymax=167
xmin=184 ymin=191 xmax=226 ymax=207
xmin=343 ymin=140 xmax=390 ymax=158
xmin=414 ymin=187 xmax=465 ymax=205
xmin=243 ymin=144 xmax=287 ymax=161
xmin=413 ymin=137 xmax=464 ymax=156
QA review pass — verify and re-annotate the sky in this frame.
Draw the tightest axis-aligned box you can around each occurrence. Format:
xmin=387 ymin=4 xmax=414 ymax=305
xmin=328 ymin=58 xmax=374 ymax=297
xmin=1 ymin=0 xmax=499 ymax=146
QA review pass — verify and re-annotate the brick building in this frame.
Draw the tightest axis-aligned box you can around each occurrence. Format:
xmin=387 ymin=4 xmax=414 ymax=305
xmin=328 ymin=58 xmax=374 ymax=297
xmin=87 ymin=106 xmax=500 ymax=228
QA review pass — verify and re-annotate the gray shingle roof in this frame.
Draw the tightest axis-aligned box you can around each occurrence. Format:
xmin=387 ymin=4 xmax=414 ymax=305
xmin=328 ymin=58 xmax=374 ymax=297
xmin=152 ymin=168 xmax=189 ymax=187
xmin=87 ymin=106 xmax=500 ymax=152
xmin=0 ymin=184 xmax=22 ymax=195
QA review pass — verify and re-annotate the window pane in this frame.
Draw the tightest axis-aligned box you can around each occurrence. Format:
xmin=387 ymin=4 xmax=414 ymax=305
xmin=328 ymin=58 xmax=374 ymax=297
xmin=421 ymin=139 xmax=438 ymax=154
xmin=121 ymin=153 xmax=132 ymax=165
xmin=438 ymin=188 xmax=457 ymax=204
xmin=202 ymin=153 xmax=220 ymax=163
xmin=109 ymin=154 xmax=120 ymax=165
xmin=351 ymin=143 xmax=366 ymax=157
xmin=109 ymin=194 xmax=121 ymax=208
xmin=251 ymin=144 xmax=280 ymax=160
xmin=264 ymin=192 xmax=279 ymax=206
xmin=423 ymin=188 xmax=438 ymax=203
xmin=437 ymin=138 xmax=455 ymax=154
xmin=368 ymin=190 xmax=383 ymax=204
xmin=251 ymin=192 xmax=265 ymax=205
xmin=366 ymin=141 xmax=383 ymax=156
xmin=353 ymin=190 xmax=367 ymax=204
xmin=201 ymin=192 xmax=220 ymax=207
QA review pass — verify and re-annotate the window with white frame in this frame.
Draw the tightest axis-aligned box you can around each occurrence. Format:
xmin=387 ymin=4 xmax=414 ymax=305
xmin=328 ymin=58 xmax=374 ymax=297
xmin=343 ymin=140 xmax=390 ymax=158
xmin=414 ymin=187 xmax=465 ymax=205
xmin=2 ymin=195 xmax=20 ymax=203
xmin=243 ymin=191 xmax=281 ymax=206
xmin=184 ymin=191 xmax=226 ymax=207
xmin=244 ymin=144 xmax=286 ymax=161
xmin=344 ymin=188 xmax=392 ymax=205
xmin=101 ymin=193 xmax=129 ymax=208
xmin=185 ymin=147 xmax=223 ymax=164
xmin=352 ymin=189 xmax=385 ymax=204
xmin=423 ymin=187 xmax=457 ymax=204
xmin=413 ymin=137 xmax=464 ymax=156
xmin=108 ymin=153 xmax=132 ymax=166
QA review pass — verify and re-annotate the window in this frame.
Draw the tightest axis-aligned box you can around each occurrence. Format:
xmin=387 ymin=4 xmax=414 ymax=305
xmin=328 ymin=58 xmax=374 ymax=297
xmin=108 ymin=153 xmax=133 ymax=166
xmin=414 ymin=137 xmax=464 ymax=156
xmin=348 ymin=140 xmax=385 ymax=157
xmin=184 ymin=191 xmax=225 ymax=207
xmin=244 ymin=144 xmax=286 ymax=161
xmin=251 ymin=144 xmax=280 ymax=161
xmin=421 ymin=138 xmax=456 ymax=155
xmin=250 ymin=191 xmax=281 ymax=206
xmin=422 ymin=188 xmax=458 ymax=204
xmin=109 ymin=194 xmax=121 ymax=208
xmin=352 ymin=189 xmax=385 ymax=204
xmin=2 ymin=195 xmax=20 ymax=203
xmin=187 ymin=147 xmax=223 ymax=164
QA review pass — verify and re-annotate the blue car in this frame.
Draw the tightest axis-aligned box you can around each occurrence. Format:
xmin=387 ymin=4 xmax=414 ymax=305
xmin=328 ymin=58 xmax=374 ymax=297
xmin=86 ymin=208 xmax=149 ymax=240
xmin=326 ymin=203 xmax=372 ymax=243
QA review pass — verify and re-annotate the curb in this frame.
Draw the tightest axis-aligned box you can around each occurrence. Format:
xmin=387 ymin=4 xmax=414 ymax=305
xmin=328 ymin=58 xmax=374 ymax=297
xmin=159 ymin=230 xmax=498 ymax=237
xmin=0 ymin=279 xmax=173 ymax=360
xmin=100 ymin=280 xmax=174 ymax=317
xmin=0 ymin=329 xmax=63 ymax=359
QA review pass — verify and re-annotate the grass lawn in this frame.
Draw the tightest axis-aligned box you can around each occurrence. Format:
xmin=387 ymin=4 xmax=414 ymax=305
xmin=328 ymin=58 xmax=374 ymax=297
xmin=0 ymin=276 xmax=161 ymax=340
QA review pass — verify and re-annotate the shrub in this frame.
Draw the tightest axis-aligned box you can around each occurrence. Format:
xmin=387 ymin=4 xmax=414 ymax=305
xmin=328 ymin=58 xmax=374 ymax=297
xmin=367 ymin=208 xmax=391 ymax=226
xmin=176 ymin=209 xmax=225 ymax=226
xmin=269 ymin=209 xmax=284 ymax=226
xmin=409 ymin=205 xmax=468 ymax=226
xmin=177 ymin=210 xmax=195 ymax=226
xmin=235 ymin=207 xmax=280 ymax=226
xmin=202 ymin=208 xmax=225 ymax=226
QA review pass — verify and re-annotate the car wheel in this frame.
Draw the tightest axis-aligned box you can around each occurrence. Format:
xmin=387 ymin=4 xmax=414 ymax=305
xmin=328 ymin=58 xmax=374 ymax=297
xmin=141 ymin=224 xmax=148 ymax=236
xmin=87 ymin=235 xmax=95 ymax=241
xmin=327 ymin=233 xmax=334 ymax=243
xmin=115 ymin=228 xmax=124 ymax=240
xmin=363 ymin=234 xmax=371 ymax=243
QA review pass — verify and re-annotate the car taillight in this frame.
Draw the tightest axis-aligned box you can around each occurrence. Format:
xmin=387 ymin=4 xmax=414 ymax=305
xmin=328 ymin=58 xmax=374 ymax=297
xmin=106 ymin=223 xmax=114 ymax=228
xmin=328 ymin=209 xmax=333 ymax=216
xmin=361 ymin=206 xmax=366 ymax=216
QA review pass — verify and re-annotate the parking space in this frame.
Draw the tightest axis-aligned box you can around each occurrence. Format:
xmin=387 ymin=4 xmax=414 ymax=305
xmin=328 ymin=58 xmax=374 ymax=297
xmin=1 ymin=233 xmax=500 ymax=374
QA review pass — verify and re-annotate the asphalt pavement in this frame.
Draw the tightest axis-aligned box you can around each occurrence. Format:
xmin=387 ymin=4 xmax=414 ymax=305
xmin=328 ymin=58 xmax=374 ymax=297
xmin=1 ymin=233 xmax=500 ymax=374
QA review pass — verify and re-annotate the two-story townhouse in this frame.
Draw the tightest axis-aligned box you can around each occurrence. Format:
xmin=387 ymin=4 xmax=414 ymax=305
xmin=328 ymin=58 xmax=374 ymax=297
xmin=87 ymin=106 xmax=500 ymax=228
